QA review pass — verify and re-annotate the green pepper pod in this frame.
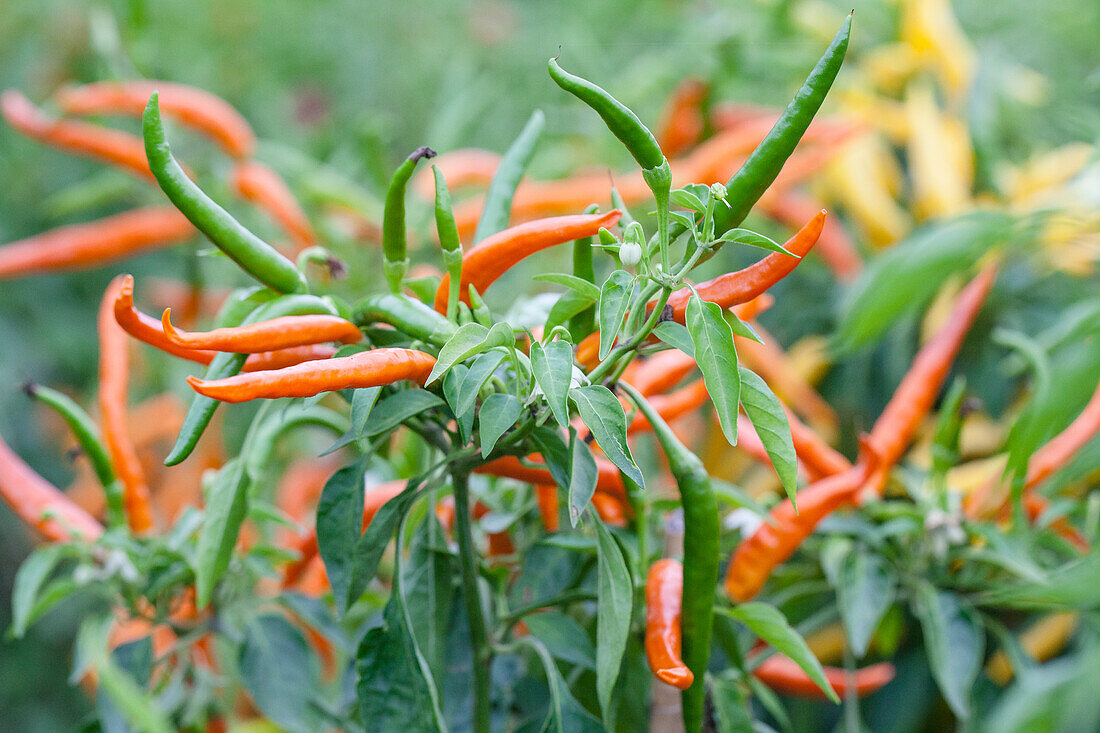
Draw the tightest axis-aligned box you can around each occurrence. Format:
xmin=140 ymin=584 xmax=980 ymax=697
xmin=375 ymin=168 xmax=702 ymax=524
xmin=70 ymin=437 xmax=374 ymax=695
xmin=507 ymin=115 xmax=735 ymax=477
xmin=244 ymin=404 xmax=350 ymax=480
xmin=142 ymin=93 xmax=306 ymax=294
xmin=352 ymin=292 xmax=456 ymax=347
xmin=165 ymin=293 xmax=342 ymax=465
xmin=714 ymin=13 xmax=851 ymax=235
xmin=474 ymin=109 xmax=545 ymax=243
xmin=383 ymin=146 xmax=437 ymax=294
xmin=568 ymin=204 xmax=599 ymax=341
xmin=432 ymin=165 xmax=464 ymax=321
xmin=622 ymin=383 xmax=718 ymax=733
xmin=24 ymin=383 xmax=125 ymax=527
xmin=548 ymin=57 xmax=664 ymax=171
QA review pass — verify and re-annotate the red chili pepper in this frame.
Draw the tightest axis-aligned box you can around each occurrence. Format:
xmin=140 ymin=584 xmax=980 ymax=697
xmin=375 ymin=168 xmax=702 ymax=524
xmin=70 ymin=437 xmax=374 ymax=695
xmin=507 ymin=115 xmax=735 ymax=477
xmin=99 ymin=276 xmax=155 ymax=532
xmin=868 ymin=263 xmax=998 ymax=477
xmin=657 ymin=78 xmax=708 ymax=158
xmin=229 ymin=161 xmax=317 ymax=249
xmin=55 ymin=80 xmax=255 ymax=158
xmin=282 ymin=480 xmax=406 ymax=588
xmin=2 ymin=90 xmax=172 ymax=180
xmin=162 ymin=308 xmax=361 ymax=352
xmin=0 ymin=432 xmax=104 ymax=543
xmin=725 ymin=449 xmax=878 ymax=601
xmin=752 ymin=654 xmax=895 ymax=698
xmin=187 ymin=347 xmax=435 ymax=403
xmin=0 ymin=208 xmax=193 ymax=280
xmin=645 ymin=558 xmax=694 ymax=690
xmin=433 ymin=211 xmax=622 ymax=312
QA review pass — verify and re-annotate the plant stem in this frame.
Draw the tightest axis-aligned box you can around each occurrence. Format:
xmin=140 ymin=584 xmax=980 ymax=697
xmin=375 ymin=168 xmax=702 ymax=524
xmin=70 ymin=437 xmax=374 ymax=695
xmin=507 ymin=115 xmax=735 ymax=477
xmin=451 ymin=468 xmax=492 ymax=733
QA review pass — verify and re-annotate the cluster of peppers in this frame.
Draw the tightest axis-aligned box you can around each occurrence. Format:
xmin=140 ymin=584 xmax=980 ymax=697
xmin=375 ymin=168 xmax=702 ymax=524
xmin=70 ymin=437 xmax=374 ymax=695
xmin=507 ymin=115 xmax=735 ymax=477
xmin=1 ymin=9 xmax=1097 ymax=732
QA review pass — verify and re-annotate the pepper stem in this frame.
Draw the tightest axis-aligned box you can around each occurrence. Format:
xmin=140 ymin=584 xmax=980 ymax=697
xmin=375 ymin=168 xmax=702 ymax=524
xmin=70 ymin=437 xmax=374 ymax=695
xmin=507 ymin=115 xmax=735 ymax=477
xmin=451 ymin=468 xmax=492 ymax=733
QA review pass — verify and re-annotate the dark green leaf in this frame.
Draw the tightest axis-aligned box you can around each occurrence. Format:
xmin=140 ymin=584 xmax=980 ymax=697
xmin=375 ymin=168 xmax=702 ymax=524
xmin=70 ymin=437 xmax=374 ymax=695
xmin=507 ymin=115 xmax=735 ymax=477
xmin=569 ymin=385 xmax=644 ymax=487
xmin=687 ymin=295 xmax=740 ymax=446
xmin=597 ymin=271 xmax=633 ymax=360
xmin=478 ymin=393 xmax=522 ymax=458
xmin=239 ymin=615 xmax=318 ymax=732
xmin=363 ymin=389 xmax=445 ymax=436
xmin=653 ymin=321 xmax=695 ymax=356
xmin=911 ymin=582 xmax=984 ymax=719
xmin=11 ymin=545 xmax=68 ymax=638
xmin=716 ymin=228 xmax=795 ymax=256
xmin=738 ymin=367 xmax=796 ymax=502
xmin=533 ymin=273 xmax=602 ymax=300
xmin=346 ymin=481 xmax=423 ymax=609
xmin=454 ymin=349 xmax=507 ymax=418
xmin=532 ymin=340 xmax=575 ymax=428
xmin=351 ymin=386 xmax=383 ymax=440
xmin=316 ymin=460 xmax=366 ymax=611
xmin=834 ymin=550 xmax=897 ymax=658
xmin=593 ymin=511 xmax=633 ymax=720
xmin=568 ymin=428 xmax=598 ymax=527
xmin=522 ymin=611 xmax=597 ymax=670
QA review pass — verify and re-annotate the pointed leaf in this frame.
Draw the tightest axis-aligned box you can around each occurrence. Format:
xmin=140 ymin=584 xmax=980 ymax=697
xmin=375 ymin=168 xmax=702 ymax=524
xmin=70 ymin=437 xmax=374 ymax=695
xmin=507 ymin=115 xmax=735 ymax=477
xmin=479 ymin=393 xmax=522 ymax=458
xmin=738 ymin=367 xmax=797 ymax=502
xmin=532 ymin=340 xmax=576 ymax=428
xmin=316 ymin=460 xmax=366 ymax=611
xmin=568 ymin=428 xmax=598 ymax=527
xmin=597 ymin=271 xmax=633 ymax=360
xmin=687 ymin=294 xmax=740 ymax=446
xmin=569 ymin=385 xmax=644 ymax=487
xmin=593 ymin=511 xmax=633 ymax=720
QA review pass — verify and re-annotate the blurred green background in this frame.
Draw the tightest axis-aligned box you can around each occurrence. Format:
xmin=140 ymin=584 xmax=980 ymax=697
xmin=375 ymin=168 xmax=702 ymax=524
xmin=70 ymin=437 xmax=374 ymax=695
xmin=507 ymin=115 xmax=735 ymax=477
xmin=0 ymin=0 xmax=1096 ymax=729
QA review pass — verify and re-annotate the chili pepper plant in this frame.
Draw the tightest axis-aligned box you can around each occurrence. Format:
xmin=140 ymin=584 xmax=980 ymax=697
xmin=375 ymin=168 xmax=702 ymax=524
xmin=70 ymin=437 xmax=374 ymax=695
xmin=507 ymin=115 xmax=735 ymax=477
xmin=2 ymin=8 xmax=1098 ymax=733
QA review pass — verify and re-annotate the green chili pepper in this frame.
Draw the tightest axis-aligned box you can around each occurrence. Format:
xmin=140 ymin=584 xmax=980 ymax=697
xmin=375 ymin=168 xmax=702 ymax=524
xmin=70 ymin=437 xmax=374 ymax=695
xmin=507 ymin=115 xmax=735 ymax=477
xmin=244 ymin=404 xmax=350 ymax=480
xmin=142 ymin=93 xmax=306 ymax=294
xmin=352 ymin=292 xmax=456 ymax=347
xmin=622 ymin=382 xmax=718 ymax=733
xmin=432 ymin=165 xmax=464 ymax=321
xmin=24 ymin=383 xmax=125 ymax=527
xmin=165 ymin=294 xmax=341 ymax=465
xmin=383 ymin=146 xmax=437 ymax=294
xmin=548 ymin=57 xmax=664 ymax=170
xmin=474 ymin=109 xmax=545 ymax=244
xmin=467 ymin=285 xmax=493 ymax=327
xmin=548 ymin=57 xmax=673 ymax=270
xmin=713 ymin=13 xmax=851 ymax=236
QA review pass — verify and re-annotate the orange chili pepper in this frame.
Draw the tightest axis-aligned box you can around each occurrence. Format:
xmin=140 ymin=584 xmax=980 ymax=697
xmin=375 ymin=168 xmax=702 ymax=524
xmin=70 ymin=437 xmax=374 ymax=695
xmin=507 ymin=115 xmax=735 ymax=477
xmin=666 ymin=210 xmax=827 ymax=323
xmin=282 ymin=480 xmax=407 ymax=588
xmin=412 ymin=148 xmax=502 ymax=198
xmin=628 ymin=380 xmax=709 ymax=434
xmin=2 ymin=90 xmax=157 ymax=180
xmin=725 ymin=451 xmax=878 ymax=602
xmin=115 ymin=275 xmax=337 ymax=371
xmin=0 ymin=207 xmax=194 ymax=280
xmin=229 ymin=161 xmax=317 ymax=249
xmin=752 ymin=654 xmax=895 ymax=698
xmin=187 ymin=347 xmax=435 ymax=403
xmin=535 ymin=484 xmax=560 ymax=532
xmin=868 ymin=263 xmax=998 ymax=476
xmin=760 ymin=192 xmax=862 ymax=281
xmin=474 ymin=454 xmax=627 ymax=503
xmin=0 ymin=432 xmax=104 ymax=542
xmin=645 ymin=558 xmax=694 ymax=690
xmin=1025 ymin=377 xmax=1100 ymax=491
xmin=591 ymin=491 xmax=628 ymax=526
xmin=162 ymin=308 xmax=361 ymax=352
xmin=628 ymin=349 xmax=698 ymax=396
xmin=657 ymin=78 xmax=708 ymax=158
xmin=55 ymin=80 xmax=255 ymax=158
xmin=433 ymin=210 xmax=622 ymax=312
xmin=436 ymin=496 xmax=515 ymax=557
xmin=99 ymin=276 xmax=155 ymax=532
xmin=785 ymin=406 xmax=851 ymax=478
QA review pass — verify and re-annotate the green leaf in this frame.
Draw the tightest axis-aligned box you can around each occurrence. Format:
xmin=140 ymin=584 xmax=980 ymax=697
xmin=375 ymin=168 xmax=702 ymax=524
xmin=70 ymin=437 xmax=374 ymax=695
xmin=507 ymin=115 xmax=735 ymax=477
xmin=546 ymin=290 xmax=598 ymax=335
xmin=428 ymin=322 xmax=509 ymax=384
xmin=95 ymin=656 xmax=173 ymax=733
xmin=196 ymin=401 xmax=276 ymax=606
xmin=443 ymin=365 xmax=474 ymax=443
xmin=833 ymin=550 xmax=897 ymax=658
xmin=568 ymin=428 xmax=598 ymax=527
xmin=597 ymin=271 xmax=634 ymax=360
xmin=71 ymin=613 xmax=114 ymax=685
xmin=653 ymin=321 xmax=694 ymax=356
xmin=478 ymin=393 xmax=522 ymax=458
xmin=717 ymin=228 xmax=795 ymax=256
xmin=522 ymin=611 xmax=597 ymax=670
xmin=357 ymin=596 xmax=444 ymax=733
xmin=453 ymin=349 xmax=507 ymax=418
xmin=239 ymin=615 xmax=319 ymax=732
xmin=738 ymin=367 xmax=797 ymax=503
xmin=670 ymin=187 xmax=707 ymax=212
xmin=711 ymin=674 xmax=756 ymax=733
xmin=836 ymin=212 xmax=1010 ymax=351
xmin=569 ymin=385 xmax=644 ymax=487
xmin=351 ymin=386 xmax=383 ymax=440
xmin=911 ymin=582 xmax=984 ymax=719
xmin=724 ymin=310 xmax=763 ymax=344
xmin=722 ymin=602 xmax=839 ymax=703
xmin=687 ymin=295 xmax=740 ymax=446
xmin=531 ymin=426 xmax=572 ymax=490
xmin=346 ymin=481 xmax=422 ymax=609
xmin=316 ymin=460 xmax=366 ymax=611
xmin=403 ymin=514 xmax=454 ymax=682
xmin=11 ymin=545 xmax=68 ymax=638
xmin=976 ymin=552 xmax=1100 ymax=609
xmin=363 ymin=389 xmax=445 ymax=436
xmin=533 ymin=273 xmax=602 ymax=300
xmin=521 ymin=636 xmax=603 ymax=733
xmin=532 ymin=340 xmax=575 ymax=428
xmin=593 ymin=510 xmax=633 ymax=721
